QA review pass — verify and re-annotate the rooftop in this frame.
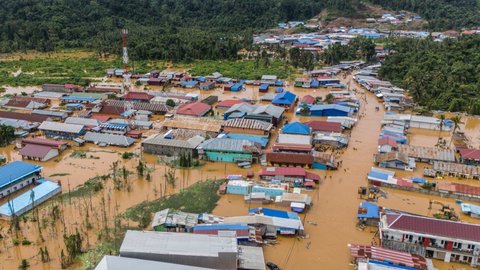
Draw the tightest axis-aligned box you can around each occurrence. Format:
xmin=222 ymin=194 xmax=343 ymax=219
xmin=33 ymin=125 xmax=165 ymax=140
xmin=19 ymin=144 xmax=55 ymax=159
xmin=259 ymin=167 xmax=307 ymax=177
xmin=198 ymin=138 xmax=260 ymax=153
xmin=176 ymin=102 xmax=211 ymax=117
xmin=459 ymin=148 xmax=480 ymax=161
xmin=84 ymin=132 xmax=135 ymax=147
xmin=0 ymin=161 xmax=42 ymax=189
xmin=0 ymin=180 xmax=61 ymax=217
xmin=222 ymin=118 xmax=273 ymax=131
xmin=282 ymin=122 xmax=311 ymax=135
xmin=398 ymin=145 xmax=455 ymax=162
xmin=272 ymin=91 xmax=297 ymax=105
xmin=120 ymin=231 xmax=238 ymax=257
xmin=95 ymin=256 xmax=216 ymax=270
xmin=142 ymin=135 xmax=205 ymax=149
xmin=39 ymin=121 xmax=85 ymax=134
xmin=383 ymin=211 xmax=480 ymax=243
xmin=305 ymin=121 xmax=342 ymax=133
xmin=216 ymin=100 xmax=244 ymax=108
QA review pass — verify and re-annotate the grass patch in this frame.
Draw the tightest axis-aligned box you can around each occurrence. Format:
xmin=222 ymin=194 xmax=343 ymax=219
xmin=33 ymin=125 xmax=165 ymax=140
xmin=124 ymin=179 xmax=226 ymax=228
xmin=62 ymin=175 xmax=110 ymax=198
xmin=0 ymin=54 xmax=167 ymax=87
xmin=49 ymin=173 xmax=71 ymax=177
xmin=70 ymin=150 xmax=87 ymax=159
xmin=186 ymin=60 xmax=294 ymax=80
xmin=78 ymin=231 xmax=126 ymax=270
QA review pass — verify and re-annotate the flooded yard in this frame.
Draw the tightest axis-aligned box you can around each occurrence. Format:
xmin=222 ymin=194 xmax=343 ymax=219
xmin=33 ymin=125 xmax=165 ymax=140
xmin=0 ymin=73 xmax=478 ymax=269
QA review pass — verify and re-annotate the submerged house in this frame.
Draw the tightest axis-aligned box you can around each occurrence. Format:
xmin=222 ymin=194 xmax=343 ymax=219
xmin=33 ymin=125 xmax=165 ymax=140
xmin=84 ymin=132 xmax=135 ymax=147
xmin=197 ymin=138 xmax=261 ymax=163
xmin=272 ymin=91 xmax=297 ymax=111
xmin=357 ymin=202 xmax=380 ymax=227
xmin=309 ymin=104 xmax=352 ymax=117
xmin=379 ymin=210 xmax=480 ymax=267
xmin=222 ymin=118 xmax=273 ymax=136
xmin=39 ymin=121 xmax=85 ymax=139
xmin=176 ymin=102 xmax=212 ymax=117
xmin=151 ymin=208 xmax=199 ymax=232
xmin=459 ymin=149 xmax=480 ymax=165
xmin=374 ymin=152 xmax=416 ymax=171
xmin=142 ymin=134 xmax=205 ymax=157
xmin=0 ymin=180 xmax=61 ymax=221
xmin=0 ymin=161 xmax=42 ymax=198
xmin=224 ymin=103 xmax=285 ymax=126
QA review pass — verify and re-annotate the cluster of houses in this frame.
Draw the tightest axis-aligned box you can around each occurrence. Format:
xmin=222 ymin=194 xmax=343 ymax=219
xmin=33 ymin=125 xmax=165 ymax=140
xmin=354 ymin=64 xmax=414 ymax=111
xmin=353 ymin=204 xmax=480 ymax=269
xmin=94 ymin=204 xmax=309 ymax=270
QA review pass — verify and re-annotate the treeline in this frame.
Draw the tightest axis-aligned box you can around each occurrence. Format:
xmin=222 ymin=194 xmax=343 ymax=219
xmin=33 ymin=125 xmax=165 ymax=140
xmin=0 ymin=0 xmax=359 ymax=61
xmin=370 ymin=0 xmax=480 ymax=30
xmin=379 ymin=36 xmax=480 ymax=114
xmin=322 ymin=37 xmax=376 ymax=65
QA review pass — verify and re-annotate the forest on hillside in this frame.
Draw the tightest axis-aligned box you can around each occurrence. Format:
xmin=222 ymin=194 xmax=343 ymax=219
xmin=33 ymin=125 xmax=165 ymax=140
xmin=379 ymin=36 xmax=480 ymax=114
xmin=370 ymin=0 xmax=480 ymax=30
xmin=0 ymin=0 xmax=360 ymax=61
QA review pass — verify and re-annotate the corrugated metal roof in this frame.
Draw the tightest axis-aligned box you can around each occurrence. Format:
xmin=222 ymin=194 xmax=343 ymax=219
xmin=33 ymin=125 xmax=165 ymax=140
xmin=65 ymin=117 xmax=100 ymax=126
xmin=176 ymin=102 xmax=211 ymax=117
xmin=272 ymin=91 xmax=296 ymax=105
xmin=84 ymin=132 xmax=134 ymax=147
xmin=142 ymin=135 xmax=205 ymax=149
xmin=32 ymin=109 xmax=68 ymax=118
xmin=0 ymin=161 xmax=42 ymax=189
xmin=398 ymin=145 xmax=455 ymax=162
xmin=252 ymin=104 xmax=284 ymax=119
xmin=39 ymin=121 xmax=84 ymax=134
xmin=222 ymin=118 xmax=272 ymax=131
xmin=120 ymin=231 xmax=238 ymax=257
xmin=95 ymin=256 xmax=216 ymax=270
xmin=384 ymin=211 xmax=480 ymax=243
xmin=0 ymin=180 xmax=61 ymax=217
xmin=198 ymin=138 xmax=260 ymax=153
xmin=19 ymin=144 xmax=55 ymax=159
xmin=282 ymin=122 xmax=311 ymax=135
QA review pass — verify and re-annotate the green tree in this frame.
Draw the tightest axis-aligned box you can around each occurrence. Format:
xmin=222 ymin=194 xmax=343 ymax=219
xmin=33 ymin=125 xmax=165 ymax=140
xmin=0 ymin=125 xmax=15 ymax=147
xmin=449 ymin=116 xmax=461 ymax=147
xmin=166 ymin=99 xmax=176 ymax=107
xmin=325 ymin=93 xmax=334 ymax=104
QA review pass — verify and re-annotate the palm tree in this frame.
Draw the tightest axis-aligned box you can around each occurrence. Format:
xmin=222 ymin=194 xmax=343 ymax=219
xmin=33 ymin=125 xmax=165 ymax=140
xmin=437 ymin=114 xmax=446 ymax=137
xmin=325 ymin=93 xmax=334 ymax=104
xmin=449 ymin=116 xmax=461 ymax=147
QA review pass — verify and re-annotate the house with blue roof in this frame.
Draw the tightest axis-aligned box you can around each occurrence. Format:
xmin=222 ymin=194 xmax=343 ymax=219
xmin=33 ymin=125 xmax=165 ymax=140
xmin=282 ymin=122 xmax=311 ymax=135
xmin=230 ymin=83 xmax=243 ymax=92
xmin=0 ymin=180 xmax=61 ymax=220
xmin=272 ymin=91 xmax=297 ymax=110
xmin=309 ymin=104 xmax=352 ymax=117
xmin=0 ymin=161 xmax=43 ymax=198
xmin=259 ymin=83 xmax=269 ymax=93
xmin=357 ymin=202 xmax=380 ymax=226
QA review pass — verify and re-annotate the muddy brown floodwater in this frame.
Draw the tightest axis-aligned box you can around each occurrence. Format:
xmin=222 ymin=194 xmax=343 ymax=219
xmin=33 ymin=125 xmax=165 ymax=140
xmin=0 ymin=73 xmax=479 ymax=270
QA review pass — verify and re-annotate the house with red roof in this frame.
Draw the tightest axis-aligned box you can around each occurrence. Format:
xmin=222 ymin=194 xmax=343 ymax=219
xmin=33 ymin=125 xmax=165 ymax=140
xmin=19 ymin=137 xmax=68 ymax=161
xmin=176 ymin=102 xmax=212 ymax=117
xmin=459 ymin=148 xmax=480 ymax=165
xmin=380 ymin=210 xmax=480 ymax=267
xmin=305 ymin=121 xmax=342 ymax=134
xmin=259 ymin=167 xmax=320 ymax=183
xmin=300 ymin=95 xmax=315 ymax=105
xmin=216 ymin=100 xmax=244 ymax=110
xmin=378 ymin=137 xmax=398 ymax=153
xmin=120 ymin=91 xmax=154 ymax=103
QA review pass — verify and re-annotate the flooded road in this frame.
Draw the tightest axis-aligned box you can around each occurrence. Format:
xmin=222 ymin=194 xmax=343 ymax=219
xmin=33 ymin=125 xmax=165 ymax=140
xmin=0 ymin=72 xmax=479 ymax=269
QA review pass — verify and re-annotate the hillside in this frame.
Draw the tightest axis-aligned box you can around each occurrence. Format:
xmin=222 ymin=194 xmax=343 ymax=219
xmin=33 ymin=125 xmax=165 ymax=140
xmin=370 ymin=0 xmax=480 ymax=30
xmin=0 ymin=0 xmax=360 ymax=61
xmin=379 ymin=36 xmax=480 ymax=114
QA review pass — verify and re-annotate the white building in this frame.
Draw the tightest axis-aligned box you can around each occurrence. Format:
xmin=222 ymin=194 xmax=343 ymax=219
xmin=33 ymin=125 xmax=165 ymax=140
xmin=380 ymin=211 xmax=480 ymax=266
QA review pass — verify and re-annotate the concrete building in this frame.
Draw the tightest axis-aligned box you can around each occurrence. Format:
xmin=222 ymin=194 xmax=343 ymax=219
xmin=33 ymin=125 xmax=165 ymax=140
xmin=39 ymin=121 xmax=85 ymax=139
xmin=84 ymin=132 xmax=135 ymax=147
xmin=142 ymin=134 xmax=204 ymax=157
xmin=379 ymin=210 xmax=480 ymax=266
xmin=0 ymin=161 xmax=42 ymax=198
xmin=119 ymin=231 xmax=238 ymax=270
xmin=0 ymin=180 xmax=61 ymax=220
xmin=197 ymin=138 xmax=261 ymax=163
xmin=95 ymin=256 xmax=216 ymax=270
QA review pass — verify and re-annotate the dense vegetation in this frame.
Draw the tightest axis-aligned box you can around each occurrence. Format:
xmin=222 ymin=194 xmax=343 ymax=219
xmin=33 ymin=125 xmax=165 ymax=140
xmin=370 ymin=0 xmax=480 ymax=30
xmin=322 ymin=37 xmax=376 ymax=65
xmin=0 ymin=0 xmax=360 ymax=61
xmin=0 ymin=125 xmax=15 ymax=147
xmin=379 ymin=36 xmax=480 ymax=113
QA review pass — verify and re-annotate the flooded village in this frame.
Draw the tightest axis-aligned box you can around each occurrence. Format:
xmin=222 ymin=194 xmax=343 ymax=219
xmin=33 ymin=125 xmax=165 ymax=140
xmin=0 ymin=22 xmax=480 ymax=270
